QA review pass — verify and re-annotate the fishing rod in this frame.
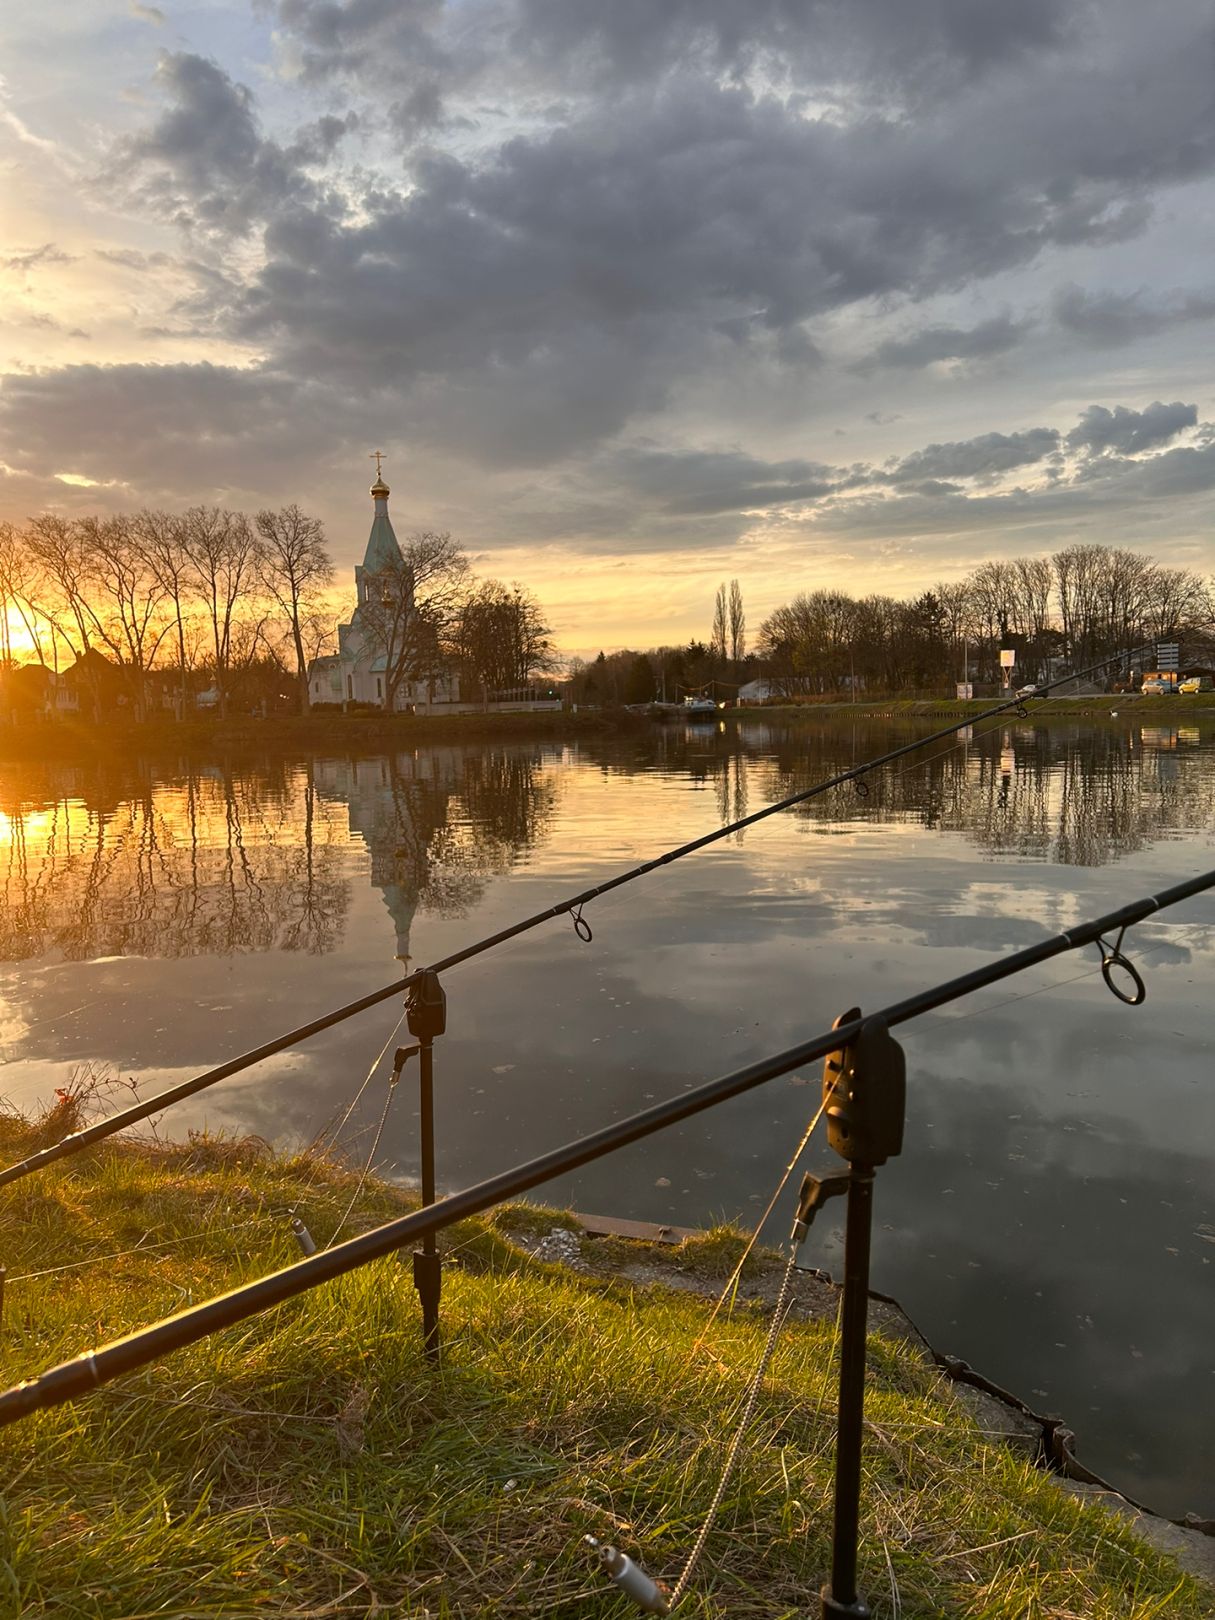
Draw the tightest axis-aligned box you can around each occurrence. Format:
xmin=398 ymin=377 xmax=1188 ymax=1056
xmin=0 ymin=866 xmax=1209 ymax=1426
xmin=0 ymin=634 xmax=1170 ymax=1191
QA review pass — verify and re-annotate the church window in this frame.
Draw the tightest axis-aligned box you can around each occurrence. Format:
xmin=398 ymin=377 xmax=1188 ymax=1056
xmin=376 ymin=677 xmax=383 ymax=699
xmin=347 ymin=674 xmax=353 ymax=700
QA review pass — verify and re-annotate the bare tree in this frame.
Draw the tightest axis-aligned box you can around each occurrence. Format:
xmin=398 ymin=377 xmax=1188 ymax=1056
xmin=182 ymin=507 xmax=263 ymax=717
xmin=23 ymin=515 xmax=91 ymax=665
xmin=728 ymin=578 xmax=745 ymax=664
xmin=73 ymin=514 xmax=170 ymax=716
xmin=0 ymin=522 xmax=50 ymax=666
xmin=135 ymin=509 xmax=196 ymax=716
xmin=255 ymin=504 xmax=334 ymax=713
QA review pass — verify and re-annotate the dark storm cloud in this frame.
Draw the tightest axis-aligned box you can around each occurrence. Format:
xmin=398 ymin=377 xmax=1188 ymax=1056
xmin=118 ymin=53 xmax=348 ymax=235
xmin=223 ymin=45 xmax=1212 ymax=466
xmin=813 ymin=426 xmax=1215 ymax=543
xmin=94 ymin=3 xmax=1215 ymax=481
xmin=5 ymin=0 xmax=1215 ymax=569
xmin=887 ymin=429 xmax=1060 ymax=484
xmin=1053 ymin=284 xmax=1215 ymax=348
xmin=0 ymin=363 xmax=351 ymax=494
xmin=278 ymin=0 xmax=1071 ymax=101
xmin=610 ymin=446 xmax=837 ymax=514
xmin=865 ymin=315 xmax=1029 ymax=371
xmin=1066 ymin=402 xmax=1197 ymax=457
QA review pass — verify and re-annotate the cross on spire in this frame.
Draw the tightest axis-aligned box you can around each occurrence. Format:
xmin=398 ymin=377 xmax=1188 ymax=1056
xmin=370 ymin=450 xmax=386 ymax=479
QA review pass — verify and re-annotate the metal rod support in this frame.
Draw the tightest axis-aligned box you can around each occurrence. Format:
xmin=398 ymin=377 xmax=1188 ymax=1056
xmin=413 ymin=1033 xmax=441 ymax=1363
xmin=0 ymin=638 xmax=1170 ymax=1192
xmin=821 ymin=1166 xmax=875 ymax=1619
xmin=0 ymin=870 xmax=1209 ymax=1428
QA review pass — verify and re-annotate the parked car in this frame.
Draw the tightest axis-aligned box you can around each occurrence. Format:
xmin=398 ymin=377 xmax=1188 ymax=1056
xmin=1141 ymin=676 xmax=1178 ymax=695
xmin=1179 ymin=675 xmax=1214 ymax=695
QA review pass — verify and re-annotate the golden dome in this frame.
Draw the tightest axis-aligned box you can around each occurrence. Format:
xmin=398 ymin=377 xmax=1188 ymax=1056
xmin=370 ymin=475 xmax=390 ymax=498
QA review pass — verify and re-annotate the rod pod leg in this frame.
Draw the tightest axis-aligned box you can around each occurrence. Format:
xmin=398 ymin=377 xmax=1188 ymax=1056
xmin=405 ymin=970 xmax=447 ymax=1366
xmin=820 ymin=1163 xmax=875 ymax=1619
xmin=412 ymin=1032 xmax=441 ymax=1364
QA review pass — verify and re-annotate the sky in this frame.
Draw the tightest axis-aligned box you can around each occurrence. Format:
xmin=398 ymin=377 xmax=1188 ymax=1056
xmin=1 ymin=0 xmax=1214 ymax=655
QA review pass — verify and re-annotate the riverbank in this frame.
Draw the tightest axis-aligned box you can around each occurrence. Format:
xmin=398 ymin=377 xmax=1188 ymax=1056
xmin=0 ymin=1103 xmax=1207 ymax=1617
xmin=6 ymin=693 xmax=1211 ymax=768
xmin=0 ymin=704 xmax=646 ymax=762
xmin=730 ymin=695 xmax=1215 ymax=723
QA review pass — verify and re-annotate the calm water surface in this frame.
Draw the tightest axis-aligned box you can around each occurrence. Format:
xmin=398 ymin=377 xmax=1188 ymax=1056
xmin=2 ymin=716 xmax=1213 ymax=1516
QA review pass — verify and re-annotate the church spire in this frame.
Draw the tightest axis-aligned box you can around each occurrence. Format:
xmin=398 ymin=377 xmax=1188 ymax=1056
xmin=369 ymin=448 xmax=390 ymax=500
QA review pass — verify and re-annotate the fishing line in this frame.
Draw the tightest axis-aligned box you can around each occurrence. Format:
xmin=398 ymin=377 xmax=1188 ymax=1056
xmin=690 ymin=1098 xmax=827 ymax=1360
xmin=914 ymin=931 xmax=1189 ymax=1036
xmin=326 ymin=1074 xmax=400 ymax=1250
xmin=667 ymin=1249 xmax=801 ymax=1609
xmin=320 ymin=1006 xmax=409 ymax=1150
xmin=279 ymin=1005 xmax=413 ymax=1227
xmin=4 ymin=1214 xmax=279 ymax=1284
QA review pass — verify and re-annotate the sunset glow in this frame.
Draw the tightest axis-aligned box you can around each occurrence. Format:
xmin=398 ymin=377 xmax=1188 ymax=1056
xmin=1 ymin=4 xmax=1212 ymax=653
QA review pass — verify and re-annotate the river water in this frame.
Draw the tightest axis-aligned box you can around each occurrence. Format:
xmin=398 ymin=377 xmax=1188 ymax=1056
xmin=2 ymin=714 xmax=1212 ymax=1516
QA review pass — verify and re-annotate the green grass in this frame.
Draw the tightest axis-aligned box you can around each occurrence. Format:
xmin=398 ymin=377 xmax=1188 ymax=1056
xmin=0 ymin=1106 xmax=1205 ymax=1618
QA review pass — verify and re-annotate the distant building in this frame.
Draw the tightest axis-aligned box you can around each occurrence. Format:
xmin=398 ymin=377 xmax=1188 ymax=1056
xmin=309 ymin=466 xmax=460 ymax=710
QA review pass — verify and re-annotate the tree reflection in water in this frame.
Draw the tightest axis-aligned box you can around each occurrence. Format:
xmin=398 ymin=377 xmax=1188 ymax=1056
xmin=743 ymin=718 xmax=1215 ymax=867
xmin=0 ymin=748 xmax=558 ymax=965
xmin=1 ymin=720 xmax=1210 ymax=970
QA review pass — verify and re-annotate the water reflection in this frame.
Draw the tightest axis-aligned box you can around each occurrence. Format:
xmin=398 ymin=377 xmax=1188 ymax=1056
xmin=0 ymin=747 xmax=557 ymax=965
xmin=746 ymin=719 xmax=1215 ymax=865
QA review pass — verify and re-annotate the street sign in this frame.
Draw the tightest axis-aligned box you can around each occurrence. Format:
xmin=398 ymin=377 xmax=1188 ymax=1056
xmin=999 ymin=649 xmax=1016 ymax=668
xmin=1157 ymin=642 xmax=1180 ymax=670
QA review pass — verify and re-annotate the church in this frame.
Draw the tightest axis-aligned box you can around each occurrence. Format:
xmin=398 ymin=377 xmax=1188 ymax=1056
xmin=308 ymin=461 xmax=461 ymax=711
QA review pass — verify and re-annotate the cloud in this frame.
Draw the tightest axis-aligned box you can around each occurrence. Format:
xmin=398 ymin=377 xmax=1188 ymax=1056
xmin=4 ymin=243 xmax=75 ymax=274
xmin=1066 ymin=402 xmax=1197 ymax=457
xmin=3 ymin=0 xmax=1215 ymax=606
xmin=1052 ymin=284 xmax=1215 ymax=348
xmin=610 ymin=446 xmax=837 ymax=514
xmin=118 ymin=53 xmax=340 ymax=236
xmin=277 ymin=0 xmax=1073 ymax=103
xmin=0 ymin=362 xmax=354 ymax=496
xmin=57 ymin=3 xmax=1207 ymax=495
xmin=866 ymin=315 xmax=1029 ymax=371
xmin=888 ymin=428 xmax=1060 ymax=484
xmin=130 ymin=1 xmax=165 ymax=22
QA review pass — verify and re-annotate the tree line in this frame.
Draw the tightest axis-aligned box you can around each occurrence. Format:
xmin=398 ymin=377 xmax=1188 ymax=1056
xmin=568 ymin=547 xmax=1213 ymax=708
xmin=756 ymin=547 xmax=1213 ymax=695
xmin=0 ymin=507 xmax=554 ymax=718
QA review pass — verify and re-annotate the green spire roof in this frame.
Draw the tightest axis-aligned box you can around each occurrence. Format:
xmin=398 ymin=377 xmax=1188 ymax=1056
xmin=362 ymin=480 xmax=403 ymax=573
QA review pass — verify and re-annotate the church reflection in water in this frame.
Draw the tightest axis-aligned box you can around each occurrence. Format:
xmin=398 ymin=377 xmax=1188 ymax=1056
xmin=0 ymin=746 xmax=557 ymax=965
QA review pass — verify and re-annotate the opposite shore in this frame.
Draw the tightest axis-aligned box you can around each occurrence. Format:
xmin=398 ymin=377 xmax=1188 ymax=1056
xmin=2 ymin=691 xmax=1213 ymax=762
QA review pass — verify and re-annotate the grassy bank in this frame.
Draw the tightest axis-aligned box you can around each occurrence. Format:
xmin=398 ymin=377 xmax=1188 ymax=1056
xmin=0 ymin=706 xmax=644 ymax=763
xmin=732 ymin=695 xmax=1215 ymax=723
xmin=0 ymin=1108 xmax=1205 ymax=1618
xmin=4 ymin=696 xmax=1209 ymax=767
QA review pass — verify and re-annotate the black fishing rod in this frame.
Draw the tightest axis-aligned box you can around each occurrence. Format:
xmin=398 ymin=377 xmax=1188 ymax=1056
xmin=0 ymin=866 xmax=1209 ymax=1426
xmin=0 ymin=636 xmax=1163 ymax=1191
